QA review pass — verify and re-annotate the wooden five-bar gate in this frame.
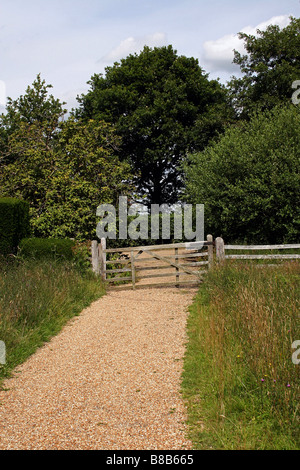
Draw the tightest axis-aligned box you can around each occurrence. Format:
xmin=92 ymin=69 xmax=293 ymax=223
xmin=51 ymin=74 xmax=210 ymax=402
xmin=91 ymin=235 xmax=214 ymax=290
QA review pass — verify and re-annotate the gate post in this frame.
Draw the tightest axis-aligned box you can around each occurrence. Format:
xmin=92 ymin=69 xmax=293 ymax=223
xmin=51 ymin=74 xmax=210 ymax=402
xmin=130 ymin=250 xmax=136 ymax=290
xmin=175 ymin=247 xmax=179 ymax=287
xmin=91 ymin=240 xmax=100 ymax=275
xmin=207 ymin=234 xmax=214 ymax=270
xmin=99 ymin=237 xmax=106 ymax=281
xmin=216 ymin=237 xmax=225 ymax=264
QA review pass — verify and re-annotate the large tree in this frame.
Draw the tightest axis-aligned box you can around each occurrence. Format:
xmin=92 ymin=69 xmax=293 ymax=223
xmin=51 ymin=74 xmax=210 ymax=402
xmin=0 ymin=76 xmax=133 ymax=240
xmin=228 ymin=16 xmax=300 ymax=118
xmin=75 ymin=45 xmax=230 ymax=206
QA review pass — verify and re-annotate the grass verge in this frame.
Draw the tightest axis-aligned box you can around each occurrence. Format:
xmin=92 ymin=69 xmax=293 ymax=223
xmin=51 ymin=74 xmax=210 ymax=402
xmin=0 ymin=257 xmax=105 ymax=384
xmin=181 ymin=261 xmax=300 ymax=450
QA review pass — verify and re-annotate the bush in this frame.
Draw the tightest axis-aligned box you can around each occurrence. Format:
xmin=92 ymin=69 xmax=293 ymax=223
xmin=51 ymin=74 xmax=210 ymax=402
xmin=19 ymin=238 xmax=75 ymax=260
xmin=183 ymin=104 xmax=300 ymax=244
xmin=0 ymin=198 xmax=30 ymax=255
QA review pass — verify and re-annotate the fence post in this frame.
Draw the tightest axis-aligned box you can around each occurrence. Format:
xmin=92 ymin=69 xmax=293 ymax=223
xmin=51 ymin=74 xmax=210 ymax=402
xmin=175 ymin=247 xmax=179 ymax=287
xmin=207 ymin=234 xmax=214 ymax=270
xmin=91 ymin=240 xmax=100 ymax=275
xmin=99 ymin=237 xmax=106 ymax=281
xmin=130 ymin=250 xmax=136 ymax=290
xmin=216 ymin=237 xmax=225 ymax=264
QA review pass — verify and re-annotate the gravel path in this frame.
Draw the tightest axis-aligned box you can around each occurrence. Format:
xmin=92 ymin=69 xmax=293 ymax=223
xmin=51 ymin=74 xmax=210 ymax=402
xmin=0 ymin=287 xmax=196 ymax=450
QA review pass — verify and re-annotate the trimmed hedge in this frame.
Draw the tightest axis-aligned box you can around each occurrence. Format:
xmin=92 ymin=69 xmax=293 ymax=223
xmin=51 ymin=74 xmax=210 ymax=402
xmin=0 ymin=198 xmax=30 ymax=255
xmin=19 ymin=238 xmax=75 ymax=260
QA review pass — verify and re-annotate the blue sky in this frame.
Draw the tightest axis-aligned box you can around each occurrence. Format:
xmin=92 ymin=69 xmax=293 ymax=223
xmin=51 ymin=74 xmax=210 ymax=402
xmin=0 ymin=0 xmax=299 ymax=111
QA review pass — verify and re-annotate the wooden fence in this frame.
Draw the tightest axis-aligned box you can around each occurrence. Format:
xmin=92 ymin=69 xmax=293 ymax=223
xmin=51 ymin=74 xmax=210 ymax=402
xmin=91 ymin=236 xmax=300 ymax=289
xmin=215 ymin=237 xmax=300 ymax=263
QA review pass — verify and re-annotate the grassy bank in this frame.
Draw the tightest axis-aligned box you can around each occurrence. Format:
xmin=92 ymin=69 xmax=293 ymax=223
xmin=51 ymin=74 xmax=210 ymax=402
xmin=181 ymin=261 xmax=300 ymax=450
xmin=0 ymin=257 xmax=105 ymax=383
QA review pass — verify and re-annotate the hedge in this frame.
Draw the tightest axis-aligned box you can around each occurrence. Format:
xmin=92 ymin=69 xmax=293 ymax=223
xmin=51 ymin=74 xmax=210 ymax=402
xmin=0 ymin=198 xmax=30 ymax=255
xmin=19 ymin=238 xmax=75 ymax=260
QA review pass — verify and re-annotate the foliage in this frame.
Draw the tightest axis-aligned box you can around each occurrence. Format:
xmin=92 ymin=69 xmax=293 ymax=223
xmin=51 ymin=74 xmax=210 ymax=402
xmin=182 ymin=261 xmax=300 ymax=450
xmin=228 ymin=16 xmax=300 ymax=118
xmin=75 ymin=45 xmax=231 ymax=205
xmin=0 ymin=76 xmax=134 ymax=240
xmin=0 ymin=198 xmax=30 ymax=255
xmin=18 ymin=238 xmax=75 ymax=260
xmin=183 ymin=104 xmax=300 ymax=244
xmin=0 ymin=73 xmax=66 ymax=159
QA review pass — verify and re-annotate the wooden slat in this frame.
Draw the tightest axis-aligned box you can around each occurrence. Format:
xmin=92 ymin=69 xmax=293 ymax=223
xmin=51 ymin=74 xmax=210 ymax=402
xmin=145 ymin=249 xmax=199 ymax=276
xmin=138 ymin=270 xmax=204 ymax=280
xmin=136 ymin=261 xmax=208 ymax=271
xmin=104 ymin=240 xmax=212 ymax=253
xmin=226 ymin=254 xmax=300 ymax=260
xmin=105 ymin=251 xmax=207 ymax=264
xmin=130 ymin=250 xmax=136 ymax=289
xmin=105 ymin=258 xmax=131 ymax=265
xmin=224 ymin=244 xmax=300 ymax=250
xmin=105 ymin=267 xmax=131 ymax=273
xmin=106 ymin=276 xmax=132 ymax=283
xmin=139 ymin=251 xmax=207 ymax=261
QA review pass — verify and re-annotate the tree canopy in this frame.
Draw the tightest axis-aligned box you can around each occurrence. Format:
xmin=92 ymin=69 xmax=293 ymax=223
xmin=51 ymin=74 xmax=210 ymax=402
xmin=228 ymin=16 xmax=300 ymax=118
xmin=75 ymin=45 xmax=230 ymax=206
xmin=0 ymin=76 xmax=133 ymax=240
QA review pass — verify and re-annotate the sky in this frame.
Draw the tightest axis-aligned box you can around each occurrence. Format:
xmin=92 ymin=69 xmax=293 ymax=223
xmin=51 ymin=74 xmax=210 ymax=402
xmin=0 ymin=0 xmax=299 ymax=113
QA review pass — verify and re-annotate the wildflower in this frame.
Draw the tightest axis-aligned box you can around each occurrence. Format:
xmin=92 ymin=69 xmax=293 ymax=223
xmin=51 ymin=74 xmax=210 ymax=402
xmin=261 ymin=378 xmax=265 ymax=383
xmin=287 ymin=383 xmax=291 ymax=388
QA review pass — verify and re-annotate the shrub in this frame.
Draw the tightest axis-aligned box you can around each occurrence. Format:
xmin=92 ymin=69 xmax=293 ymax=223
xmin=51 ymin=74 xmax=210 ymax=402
xmin=0 ymin=198 xmax=30 ymax=255
xmin=19 ymin=238 xmax=75 ymax=260
xmin=183 ymin=104 xmax=300 ymax=244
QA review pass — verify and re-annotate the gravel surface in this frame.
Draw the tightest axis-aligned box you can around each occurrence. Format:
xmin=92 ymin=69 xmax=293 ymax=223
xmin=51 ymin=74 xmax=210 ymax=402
xmin=0 ymin=287 xmax=197 ymax=450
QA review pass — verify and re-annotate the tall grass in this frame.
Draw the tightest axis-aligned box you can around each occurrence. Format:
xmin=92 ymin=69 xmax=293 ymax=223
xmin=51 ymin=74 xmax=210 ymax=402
xmin=181 ymin=261 xmax=300 ymax=450
xmin=0 ymin=256 xmax=105 ymax=383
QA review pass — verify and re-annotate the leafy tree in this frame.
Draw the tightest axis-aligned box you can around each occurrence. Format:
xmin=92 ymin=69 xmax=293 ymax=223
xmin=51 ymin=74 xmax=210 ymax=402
xmin=182 ymin=104 xmax=300 ymax=244
xmin=0 ymin=77 xmax=134 ymax=240
xmin=0 ymin=74 xmax=66 ymax=161
xmin=75 ymin=45 xmax=231 ymax=206
xmin=228 ymin=17 xmax=300 ymax=118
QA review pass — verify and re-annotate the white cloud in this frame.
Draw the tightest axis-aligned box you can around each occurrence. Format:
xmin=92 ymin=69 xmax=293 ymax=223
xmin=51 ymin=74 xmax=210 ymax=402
xmin=101 ymin=32 xmax=167 ymax=62
xmin=202 ymin=15 xmax=291 ymax=74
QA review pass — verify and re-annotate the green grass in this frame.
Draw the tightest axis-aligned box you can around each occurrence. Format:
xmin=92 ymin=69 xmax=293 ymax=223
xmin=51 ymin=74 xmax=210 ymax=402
xmin=0 ymin=256 xmax=105 ymax=384
xmin=181 ymin=261 xmax=300 ymax=450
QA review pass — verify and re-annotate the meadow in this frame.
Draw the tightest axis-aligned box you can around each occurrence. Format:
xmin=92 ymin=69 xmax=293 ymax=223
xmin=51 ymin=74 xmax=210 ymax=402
xmin=181 ymin=260 xmax=300 ymax=450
